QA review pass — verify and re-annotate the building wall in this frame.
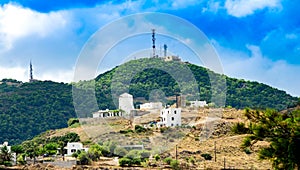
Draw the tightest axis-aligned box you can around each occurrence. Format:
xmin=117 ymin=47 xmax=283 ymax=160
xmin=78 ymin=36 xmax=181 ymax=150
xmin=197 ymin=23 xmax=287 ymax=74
xmin=119 ymin=93 xmax=134 ymax=115
xmin=140 ymin=102 xmax=163 ymax=110
xmin=159 ymin=108 xmax=181 ymax=127
xmin=190 ymin=100 xmax=207 ymax=107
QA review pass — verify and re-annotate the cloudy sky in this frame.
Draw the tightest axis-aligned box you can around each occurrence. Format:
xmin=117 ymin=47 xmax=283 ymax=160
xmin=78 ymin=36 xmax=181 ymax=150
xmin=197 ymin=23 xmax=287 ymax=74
xmin=0 ymin=0 xmax=299 ymax=96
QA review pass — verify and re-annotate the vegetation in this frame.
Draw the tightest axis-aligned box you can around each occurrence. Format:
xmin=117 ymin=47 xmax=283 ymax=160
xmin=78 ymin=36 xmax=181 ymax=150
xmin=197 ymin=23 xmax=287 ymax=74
xmin=0 ymin=80 xmax=76 ymax=145
xmin=231 ymin=122 xmax=251 ymax=134
xmin=118 ymin=149 xmax=151 ymax=167
xmin=241 ymin=108 xmax=300 ymax=169
xmin=0 ymin=146 xmax=12 ymax=166
xmin=201 ymin=153 xmax=212 ymax=160
xmin=0 ymin=58 xmax=298 ymax=144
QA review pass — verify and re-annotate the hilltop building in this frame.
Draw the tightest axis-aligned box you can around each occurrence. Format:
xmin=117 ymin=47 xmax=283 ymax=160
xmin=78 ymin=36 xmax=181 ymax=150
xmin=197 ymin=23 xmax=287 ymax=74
xmin=92 ymin=109 xmax=123 ymax=118
xmin=157 ymin=108 xmax=181 ymax=127
xmin=190 ymin=100 xmax=208 ymax=108
xmin=64 ymin=142 xmax=89 ymax=156
xmin=164 ymin=55 xmax=181 ymax=62
xmin=119 ymin=93 xmax=134 ymax=115
xmin=140 ymin=102 xmax=163 ymax=110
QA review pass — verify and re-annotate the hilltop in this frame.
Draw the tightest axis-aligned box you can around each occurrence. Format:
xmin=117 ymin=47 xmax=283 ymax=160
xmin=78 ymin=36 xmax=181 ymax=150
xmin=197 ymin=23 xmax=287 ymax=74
xmin=0 ymin=58 xmax=298 ymax=145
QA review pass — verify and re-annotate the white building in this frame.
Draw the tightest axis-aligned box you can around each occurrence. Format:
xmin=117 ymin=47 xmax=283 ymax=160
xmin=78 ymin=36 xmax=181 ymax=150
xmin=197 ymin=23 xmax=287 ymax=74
xmin=157 ymin=108 xmax=181 ymax=127
xmin=140 ymin=102 xmax=163 ymax=110
xmin=190 ymin=100 xmax=208 ymax=108
xmin=0 ymin=142 xmax=11 ymax=153
xmin=93 ymin=109 xmax=123 ymax=118
xmin=164 ymin=55 xmax=181 ymax=62
xmin=119 ymin=93 xmax=134 ymax=115
xmin=64 ymin=142 xmax=89 ymax=156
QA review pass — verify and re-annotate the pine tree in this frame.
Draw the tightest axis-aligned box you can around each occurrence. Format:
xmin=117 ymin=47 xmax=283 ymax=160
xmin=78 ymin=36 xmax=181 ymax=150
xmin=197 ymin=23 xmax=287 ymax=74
xmin=242 ymin=108 xmax=300 ymax=169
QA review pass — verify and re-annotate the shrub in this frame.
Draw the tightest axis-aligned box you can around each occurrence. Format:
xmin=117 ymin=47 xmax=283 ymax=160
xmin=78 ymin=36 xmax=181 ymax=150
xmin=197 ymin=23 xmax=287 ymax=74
xmin=170 ymin=159 xmax=180 ymax=170
xmin=164 ymin=157 xmax=173 ymax=165
xmin=135 ymin=125 xmax=147 ymax=133
xmin=244 ymin=148 xmax=252 ymax=154
xmin=231 ymin=122 xmax=250 ymax=134
xmin=201 ymin=153 xmax=212 ymax=160
xmin=154 ymin=154 xmax=160 ymax=161
xmin=188 ymin=156 xmax=196 ymax=164
xmin=77 ymin=152 xmax=91 ymax=165
xmin=139 ymin=150 xmax=151 ymax=159
xmin=119 ymin=157 xmax=131 ymax=167
xmin=114 ymin=147 xmax=128 ymax=157
xmin=67 ymin=118 xmax=80 ymax=127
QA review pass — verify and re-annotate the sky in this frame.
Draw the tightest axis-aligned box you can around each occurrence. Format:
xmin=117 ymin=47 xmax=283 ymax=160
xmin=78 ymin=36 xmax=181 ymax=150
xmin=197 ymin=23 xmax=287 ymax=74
xmin=0 ymin=0 xmax=299 ymax=97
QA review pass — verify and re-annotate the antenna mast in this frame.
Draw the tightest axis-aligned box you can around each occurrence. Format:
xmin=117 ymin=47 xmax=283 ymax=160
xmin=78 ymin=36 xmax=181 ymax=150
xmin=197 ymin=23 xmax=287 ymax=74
xmin=29 ymin=61 xmax=33 ymax=81
xmin=152 ymin=29 xmax=156 ymax=58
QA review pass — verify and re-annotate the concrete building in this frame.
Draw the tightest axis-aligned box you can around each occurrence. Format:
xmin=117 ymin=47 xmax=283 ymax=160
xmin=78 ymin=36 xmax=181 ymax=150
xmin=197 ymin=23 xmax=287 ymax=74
xmin=157 ymin=108 xmax=181 ymax=127
xmin=140 ymin=102 xmax=163 ymax=110
xmin=190 ymin=100 xmax=208 ymax=108
xmin=164 ymin=55 xmax=181 ymax=62
xmin=119 ymin=93 xmax=134 ymax=115
xmin=64 ymin=142 xmax=88 ymax=156
xmin=92 ymin=109 xmax=123 ymax=118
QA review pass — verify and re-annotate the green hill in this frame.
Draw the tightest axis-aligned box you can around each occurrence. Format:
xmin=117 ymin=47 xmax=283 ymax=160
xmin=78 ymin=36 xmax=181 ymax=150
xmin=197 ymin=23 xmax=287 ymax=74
xmin=90 ymin=58 xmax=297 ymax=111
xmin=0 ymin=58 xmax=298 ymax=145
xmin=0 ymin=79 xmax=76 ymax=144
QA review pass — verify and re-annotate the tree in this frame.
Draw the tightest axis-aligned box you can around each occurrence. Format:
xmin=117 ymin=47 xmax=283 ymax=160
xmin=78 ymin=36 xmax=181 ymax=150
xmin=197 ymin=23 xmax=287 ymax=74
xmin=44 ymin=143 xmax=58 ymax=156
xmin=242 ymin=109 xmax=300 ymax=169
xmin=77 ymin=151 xmax=91 ymax=165
xmin=87 ymin=144 xmax=102 ymax=161
xmin=0 ymin=146 xmax=12 ymax=166
xmin=11 ymin=145 xmax=24 ymax=157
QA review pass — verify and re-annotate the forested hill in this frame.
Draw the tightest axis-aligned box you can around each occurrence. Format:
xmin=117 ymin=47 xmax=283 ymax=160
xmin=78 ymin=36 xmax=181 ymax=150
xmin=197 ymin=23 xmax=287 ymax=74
xmin=0 ymin=58 xmax=298 ymax=145
xmin=89 ymin=58 xmax=298 ymax=111
xmin=0 ymin=79 xmax=76 ymax=144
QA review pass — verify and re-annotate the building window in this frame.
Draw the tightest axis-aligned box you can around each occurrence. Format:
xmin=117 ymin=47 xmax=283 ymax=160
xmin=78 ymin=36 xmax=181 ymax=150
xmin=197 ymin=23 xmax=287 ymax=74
xmin=71 ymin=149 xmax=76 ymax=153
xmin=163 ymin=118 xmax=166 ymax=121
xmin=171 ymin=123 xmax=173 ymax=126
xmin=174 ymin=110 xmax=176 ymax=114
xmin=171 ymin=117 xmax=174 ymax=121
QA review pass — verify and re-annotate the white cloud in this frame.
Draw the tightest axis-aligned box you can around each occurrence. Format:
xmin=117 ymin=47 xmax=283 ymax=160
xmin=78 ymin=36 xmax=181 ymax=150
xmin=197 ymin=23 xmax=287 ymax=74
xmin=0 ymin=3 xmax=67 ymax=51
xmin=225 ymin=0 xmax=281 ymax=17
xmin=0 ymin=64 xmax=74 ymax=83
xmin=213 ymin=41 xmax=300 ymax=96
xmin=38 ymin=69 xmax=74 ymax=83
xmin=172 ymin=0 xmax=200 ymax=9
xmin=0 ymin=66 xmax=28 ymax=82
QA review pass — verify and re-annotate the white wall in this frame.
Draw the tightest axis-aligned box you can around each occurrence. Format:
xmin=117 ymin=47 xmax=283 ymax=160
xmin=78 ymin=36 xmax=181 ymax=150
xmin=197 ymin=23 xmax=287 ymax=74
xmin=119 ymin=93 xmax=134 ymax=115
xmin=159 ymin=108 xmax=181 ymax=127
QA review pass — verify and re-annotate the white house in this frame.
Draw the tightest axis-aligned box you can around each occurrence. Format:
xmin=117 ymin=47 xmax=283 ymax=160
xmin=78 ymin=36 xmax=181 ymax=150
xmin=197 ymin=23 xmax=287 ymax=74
xmin=64 ymin=142 xmax=89 ymax=156
xmin=140 ymin=102 xmax=163 ymax=110
xmin=93 ymin=109 xmax=123 ymax=118
xmin=190 ymin=100 xmax=208 ymax=108
xmin=119 ymin=93 xmax=134 ymax=115
xmin=157 ymin=108 xmax=181 ymax=127
xmin=0 ymin=142 xmax=11 ymax=153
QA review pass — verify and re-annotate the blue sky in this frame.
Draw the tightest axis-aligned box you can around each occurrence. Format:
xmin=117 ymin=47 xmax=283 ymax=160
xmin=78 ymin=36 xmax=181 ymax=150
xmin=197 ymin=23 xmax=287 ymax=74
xmin=0 ymin=0 xmax=299 ymax=96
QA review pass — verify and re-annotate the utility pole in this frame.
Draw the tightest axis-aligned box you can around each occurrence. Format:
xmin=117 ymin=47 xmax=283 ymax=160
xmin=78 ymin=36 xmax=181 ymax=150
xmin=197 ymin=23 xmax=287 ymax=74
xmin=214 ymin=141 xmax=217 ymax=162
xmin=175 ymin=144 xmax=178 ymax=160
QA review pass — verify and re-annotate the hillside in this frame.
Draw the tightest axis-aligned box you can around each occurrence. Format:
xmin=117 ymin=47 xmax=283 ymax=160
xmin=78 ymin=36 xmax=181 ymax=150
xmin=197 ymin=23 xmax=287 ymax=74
xmin=0 ymin=79 xmax=76 ymax=144
xmin=76 ymin=58 xmax=297 ymax=115
xmin=16 ymin=108 xmax=273 ymax=169
xmin=0 ymin=58 xmax=298 ymax=145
